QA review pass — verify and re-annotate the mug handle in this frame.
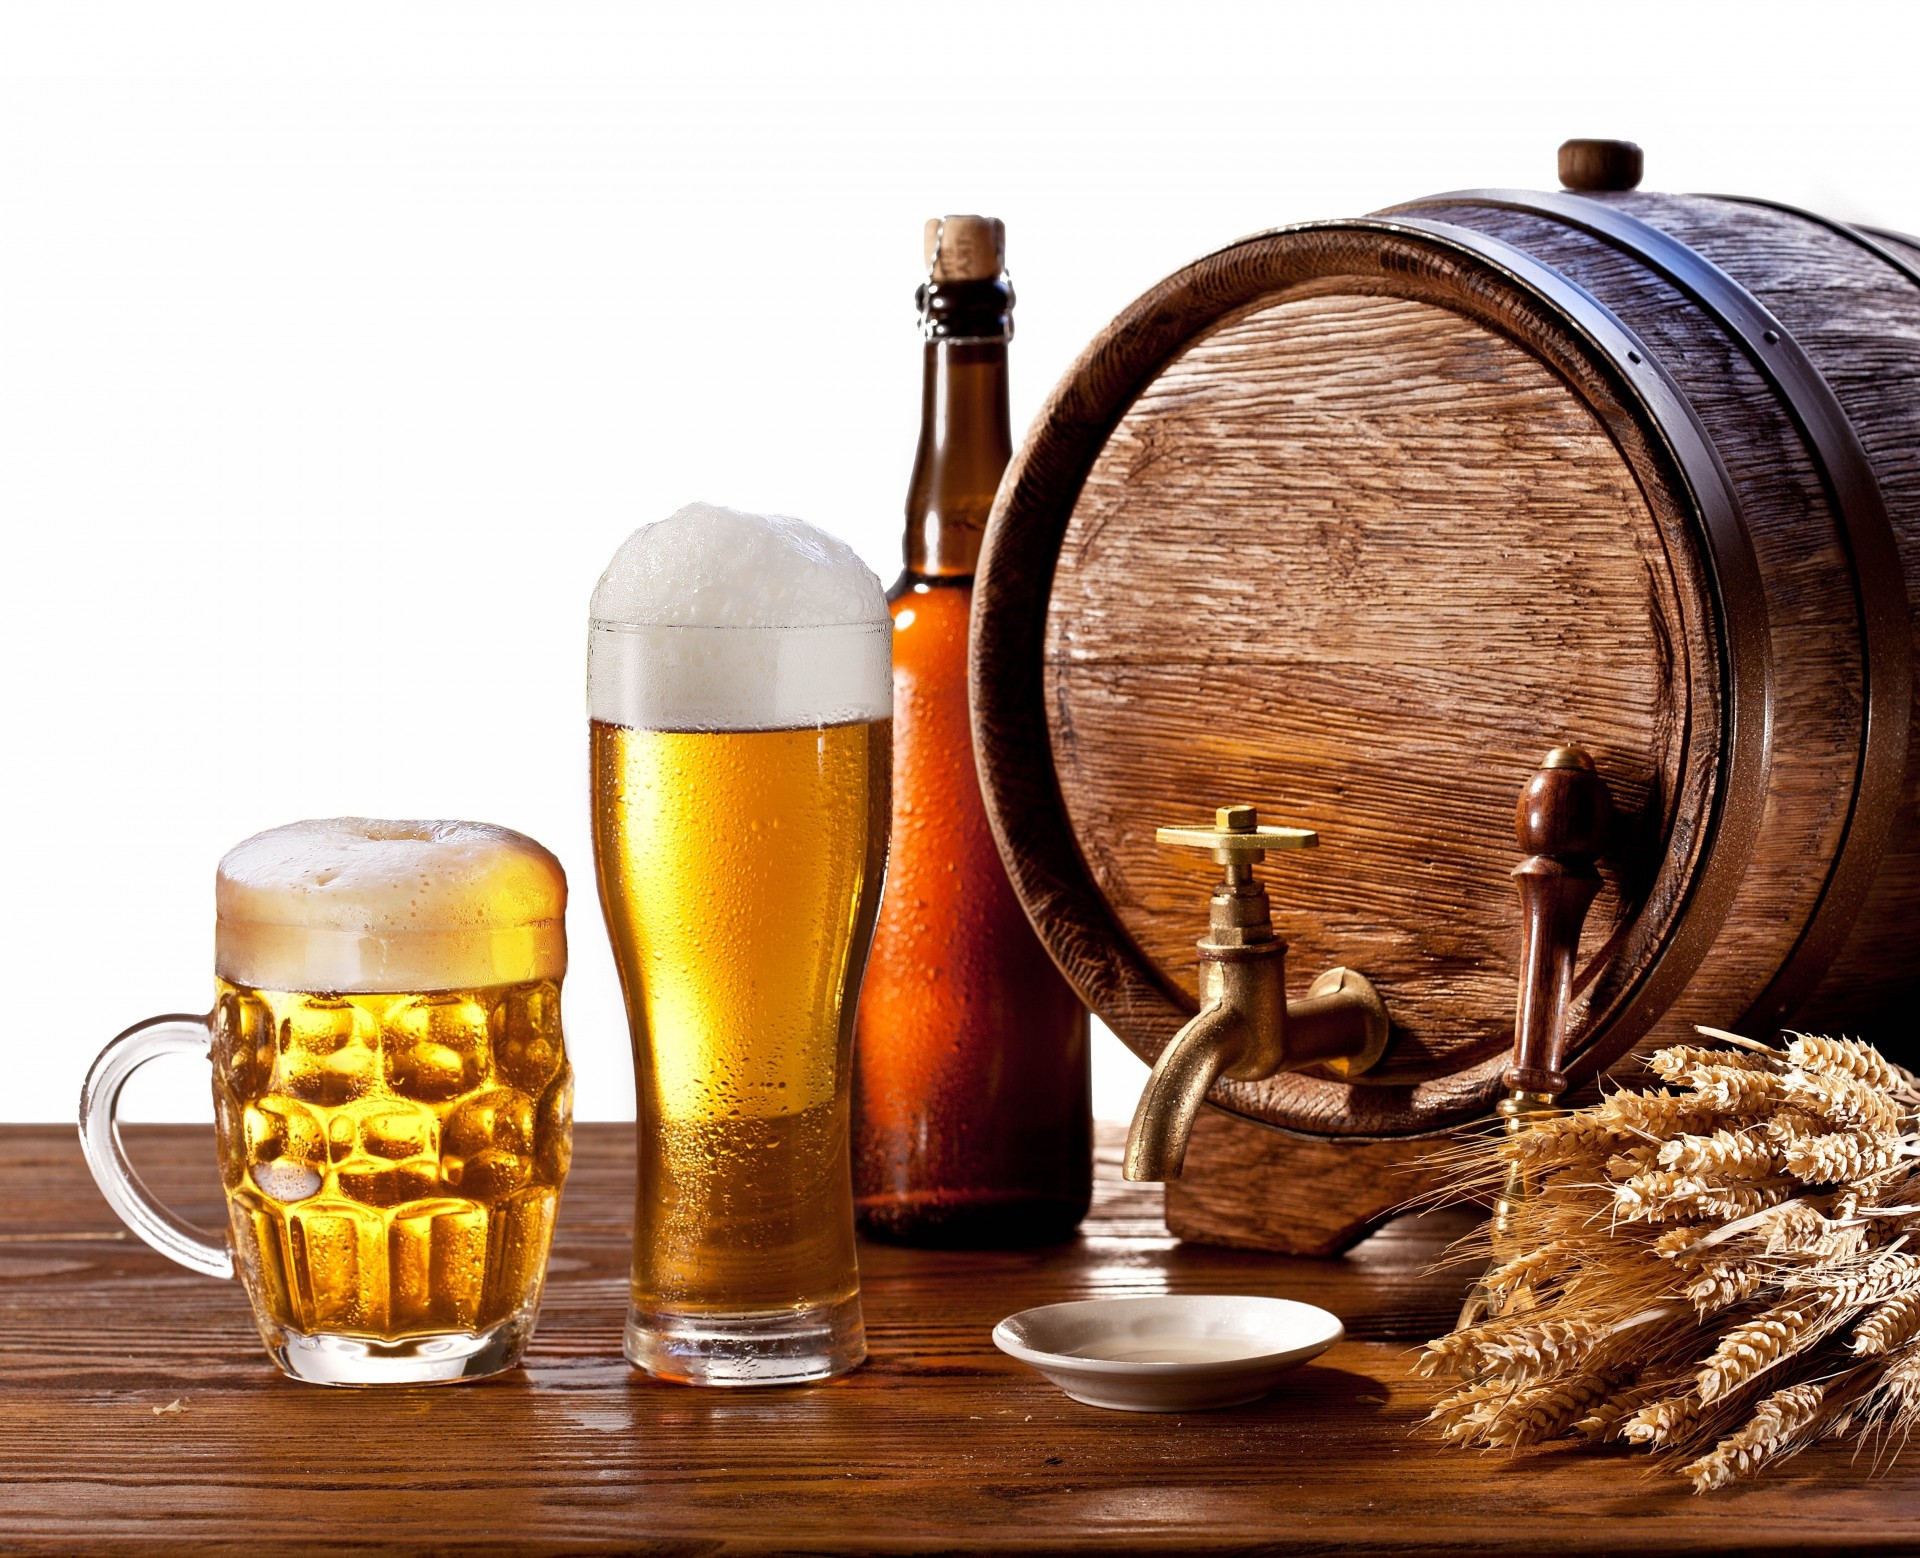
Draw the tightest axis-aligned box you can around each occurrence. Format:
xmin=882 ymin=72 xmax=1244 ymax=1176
xmin=78 ymin=1013 xmax=234 ymax=1279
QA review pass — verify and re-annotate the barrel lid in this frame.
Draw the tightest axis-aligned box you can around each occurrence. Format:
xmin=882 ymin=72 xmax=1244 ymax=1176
xmin=971 ymin=215 xmax=1731 ymax=1137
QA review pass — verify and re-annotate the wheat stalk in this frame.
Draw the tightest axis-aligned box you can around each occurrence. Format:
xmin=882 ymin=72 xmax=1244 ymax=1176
xmin=1502 ymin=1111 xmax=1622 ymax=1169
xmin=1423 ymin=1027 xmax=1920 ymax=1489
xmin=1865 ymin=1342 xmax=1920 ymax=1428
xmin=1595 ymin=1088 xmax=1713 ymax=1135
xmin=1788 ymin=1247 xmax=1920 ymax=1308
xmin=1691 ymin=1183 xmax=1797 ymax=1221
xmin=1573 ymin=1378 xmax=1670 ymax=1442
xmin=1426 ymin=1378 xmax=1523 ymax=1442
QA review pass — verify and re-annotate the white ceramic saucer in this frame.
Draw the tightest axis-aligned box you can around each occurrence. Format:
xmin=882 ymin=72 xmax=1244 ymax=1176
xmin=991 ymin=1294 xmax=1343 ymax=1412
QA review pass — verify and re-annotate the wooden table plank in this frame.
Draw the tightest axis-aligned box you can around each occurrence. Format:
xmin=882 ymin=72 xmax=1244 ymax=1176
xmin=1 ymin=1122 xmax=1914 ymax=1554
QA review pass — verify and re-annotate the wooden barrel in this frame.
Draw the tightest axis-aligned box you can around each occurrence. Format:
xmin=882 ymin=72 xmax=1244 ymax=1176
xmin=971 ymin=161 xmax=1920 ymax=1183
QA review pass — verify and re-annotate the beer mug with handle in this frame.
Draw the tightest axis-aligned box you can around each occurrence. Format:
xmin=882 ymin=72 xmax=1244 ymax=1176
xmin=589 ymin=502 xmax=891 ymax=1387
xmin=79 ymin=818 xmax=573 ymax=1386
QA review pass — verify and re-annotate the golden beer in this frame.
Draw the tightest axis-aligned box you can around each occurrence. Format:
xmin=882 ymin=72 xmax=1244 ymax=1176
xmin=212 ymin=817 xmax=571 ymax=1383
xmin=589 ymin=501 xmax=892 ymax=1385
xmin=211 ymin=978 xmax=571 ymax=1345
xmin=592 ymin=719 xmax=887 ymax=1326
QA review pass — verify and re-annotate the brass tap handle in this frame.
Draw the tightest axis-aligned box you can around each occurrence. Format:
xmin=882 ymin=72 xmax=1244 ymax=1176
xmin=1504 ymin=747 xmax=1613 ymax=1097
xmin=1156 ymin=804 xmax=1317 ymax=865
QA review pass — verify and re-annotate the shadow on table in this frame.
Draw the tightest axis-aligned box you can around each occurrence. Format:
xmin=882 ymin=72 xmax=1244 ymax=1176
xmin=1236 ymin=1362 xmax=1392 ymax=1419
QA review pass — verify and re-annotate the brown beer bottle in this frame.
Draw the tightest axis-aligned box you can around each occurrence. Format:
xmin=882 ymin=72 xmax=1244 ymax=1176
xmin=852 ymin=215 xmax=1091 ymax=1246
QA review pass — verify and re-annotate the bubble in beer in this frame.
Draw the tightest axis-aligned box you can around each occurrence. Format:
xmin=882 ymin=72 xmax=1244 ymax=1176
xmin=216 ymin=818 xmax=566 ymax=995
xmin=588 ymin=501 xmax=891 ymax=731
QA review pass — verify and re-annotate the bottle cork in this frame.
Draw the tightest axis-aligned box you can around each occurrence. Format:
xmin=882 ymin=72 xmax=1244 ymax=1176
xmin=923 ymin=215 xmax=1006 ymax=283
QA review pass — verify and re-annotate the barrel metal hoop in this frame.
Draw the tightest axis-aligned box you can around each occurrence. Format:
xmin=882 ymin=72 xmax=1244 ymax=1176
xmin=1392 ymin=190 xmax=1912 ymax=1034
xmin=1367 ymin=214 xmax=1770 ymax=1083
xmin=1854 ymin=225 xmax=1920 ymax=274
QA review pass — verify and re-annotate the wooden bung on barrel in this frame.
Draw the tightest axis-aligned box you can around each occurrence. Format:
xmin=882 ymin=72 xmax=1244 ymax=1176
xmin=970 ymin=141 xmax=1920 ymax=1254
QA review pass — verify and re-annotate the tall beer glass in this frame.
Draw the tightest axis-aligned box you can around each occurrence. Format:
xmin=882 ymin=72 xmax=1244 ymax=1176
xmin=589 ymin=502 xmax=890 ymax=1386
xmin=79 ymin=818 xmax=573 ymax=1386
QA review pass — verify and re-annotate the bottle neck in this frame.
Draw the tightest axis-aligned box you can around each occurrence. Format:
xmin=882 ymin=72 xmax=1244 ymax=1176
xmin=904 ymin=337 xmax=1011 ymax=578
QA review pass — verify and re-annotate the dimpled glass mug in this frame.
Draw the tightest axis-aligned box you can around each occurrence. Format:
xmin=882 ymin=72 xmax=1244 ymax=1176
xmin=79 ymin=819 xmax=574 ymax=1386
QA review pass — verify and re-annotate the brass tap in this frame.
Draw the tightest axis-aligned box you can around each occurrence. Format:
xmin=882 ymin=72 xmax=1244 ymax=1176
xmin=1123 ymin=805 xmax=1389 ymax=1182
xmin=1455 ymin=745 xmax=1614 ymax=1329
xmin=1455 ymin=1089 xmax=1559 ymax=1329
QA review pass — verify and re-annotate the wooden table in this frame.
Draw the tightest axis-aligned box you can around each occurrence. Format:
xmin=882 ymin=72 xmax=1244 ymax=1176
xmin=3 ymin=1123 xmax=1914 ymax=1554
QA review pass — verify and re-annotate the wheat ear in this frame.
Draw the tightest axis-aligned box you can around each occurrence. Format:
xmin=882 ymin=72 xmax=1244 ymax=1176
xmin=1658 ymin=1127 xmax=1775 ymax=1179
xmin=1649 ymin=1045 xmax=1777 ymax=1082
xmin=1478 ymin=1372 xmax=1620 ymax=1447
xmin=1622 ymin=1391 xmax=1701 ymax=1448
xmin=1696 ymin=1303 xmax=1828 ymax=1403
xmin=1595 ymin=1089 xmax=1711 ymax=1135
xmin=1853 ymin=1291 xmax=1920 ymax=1357
xmin=1781 ymin=1070 xmax=1904 ymax=1134
xmin=1786 ymin=1034 xmax=1914 ymax=1096
xmin=1684 ymin=1067 xmax=1789 ymax=1117
xmin=1782 ymin=1132 xmax=1900 ymax=1185
xmin=1684 ymin=1383 xmax=1827 ymax=1493
xmin=1682 ymin=1257 xmax=1772 ymax=1317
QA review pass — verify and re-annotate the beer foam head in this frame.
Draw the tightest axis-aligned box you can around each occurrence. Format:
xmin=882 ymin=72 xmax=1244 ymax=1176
xmin=588 ymin=501 xmax=891 ymax=730
xmin=216 ymin=819 xmax=567 ymax=993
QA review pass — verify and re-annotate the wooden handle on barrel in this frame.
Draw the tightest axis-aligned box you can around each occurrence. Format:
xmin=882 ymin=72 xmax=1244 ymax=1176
xmin=1505 ymin=746 xmax=1614 ymax=1096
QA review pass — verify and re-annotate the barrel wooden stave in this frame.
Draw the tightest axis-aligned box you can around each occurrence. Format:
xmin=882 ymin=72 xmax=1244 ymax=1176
xmin=1397 ymin=192 xmax=1920 ymax=1042
xmin=1828 ymin=226 xmax=1920 ymax=1029
xmin=1667 ymin=204 xmax=1920 ymax=1029
xmin=1390 ymin=194 xmax=1876 ymax=1061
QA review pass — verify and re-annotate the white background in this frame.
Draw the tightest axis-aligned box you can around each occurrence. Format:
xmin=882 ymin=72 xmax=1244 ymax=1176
xmin=5 ymin=1 xmax=1918 ymax=1125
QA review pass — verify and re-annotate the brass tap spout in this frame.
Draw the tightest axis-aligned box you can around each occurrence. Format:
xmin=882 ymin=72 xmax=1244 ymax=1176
xmin=1123 ymin=806 xmax=1388 ymax=1183
xmin=1125 ymin=1001 xmax=1244 ymax=1183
